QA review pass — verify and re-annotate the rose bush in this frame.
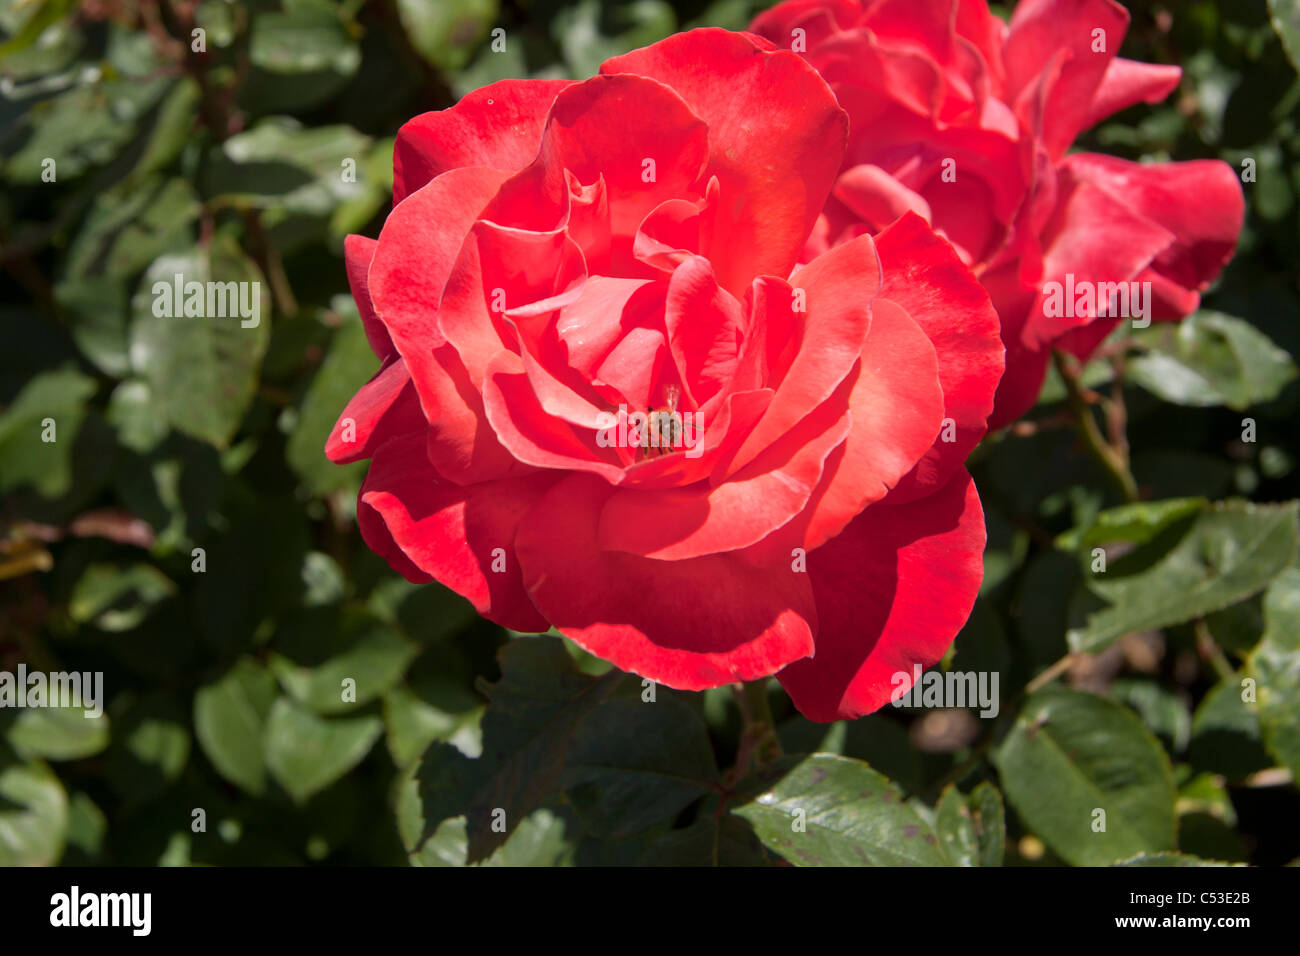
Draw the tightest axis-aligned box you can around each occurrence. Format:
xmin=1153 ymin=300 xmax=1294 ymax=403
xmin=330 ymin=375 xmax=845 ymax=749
xmin=752 ymin=0 xmax=1245 ymax=426
xmin=326 ymin=28 xmax=1004 ymax=721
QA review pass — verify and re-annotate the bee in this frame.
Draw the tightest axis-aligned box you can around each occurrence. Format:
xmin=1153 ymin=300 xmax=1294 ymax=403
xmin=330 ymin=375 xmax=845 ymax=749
xmin=645 ymin=384 xmax=684 ymax=456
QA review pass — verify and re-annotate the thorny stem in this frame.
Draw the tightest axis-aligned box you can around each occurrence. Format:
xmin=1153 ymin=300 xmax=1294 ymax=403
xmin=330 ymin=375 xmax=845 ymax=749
xmin=1052 ymin=350 xmax=1139 ymax=503
xmin=1024 ymin=651 xmax=1079 ymax=694
xmin=727 ymin=678 xmax=782 ymax=784
xmin=244 ymin=211 xmax=299 ymax=317
xmin=1195 ymin=620 xmax=1235 ymax=683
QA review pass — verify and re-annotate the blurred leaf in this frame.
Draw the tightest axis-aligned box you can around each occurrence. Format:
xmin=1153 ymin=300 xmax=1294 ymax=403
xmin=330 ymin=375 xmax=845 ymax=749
xmin=269 ymin=607 xmax=419 ymax=715
xmin=264 ymin=697 xmax=382 ymax=804
xmin=106 ymin=380 xmax=170 ymax=453
xmin=129 ymin=236 xmax=270 ymax=448
xmin=383 ymin=685 xmax=481 ymax=769
xmin=69 ymin=562 xmax=176 ymax=632
xmin=300 ymin=550 xmax=345 ymax=607
xmin=286 ymin=307 xmax=374 ymax=494
xmin=1128 ymin=312 xmax=1297 ymax=410
xmin=191 ymin=496 xmax=309 ymax=653
xmin=0 ymin=365 xmax=94 ymax=495
xmin=249 ymin=3 xmax=361 ymax=75
xmin=1249 ymin=567 xmax=1300 ymax=779
xmin=105 ymin=696 xmax=190 ymax=802
xmin=0 ymin=0 xmax=75 ymax=63
xmin=731 ymin=754 xmax=950 ymax=866
xmin=0 ymin=747 xmax=67 ymax=866
xmin=8 ymin=705 xmax=108 ymax=761
xmin=194 ymin=0 xmax=237 ymax=48
xmin=194 ymin=657 xmax=277 ymax=796
xmin=5 ymin=72 xmax=170 ymax=182
xmin=130 ymin=75 xmax=200 ymax=179
xmin=205 ymin=118 xmax=372 ymax=219
xmin=1189 ymin=674 xmax=1272 ymax=780
xmin=993 ymin=688 xmax=1177 ymax=866
xmin=54 ymin=275 xmax=130 ymax=378
xmin=396 ymin=0 xmax=498 ymax=73
xmin=411 ymin=808 xmax=573 ymax=867
xmin=64 ymin=176 xmax=200 ymax=279
xmin=1067 ymin=500 xmax=1298 ymax=653
xmin=1110 ymin=677 xmax=1192 ymax=754
xmin=1270 ymin=0 xmax=1300 ymax=72
xmin=553 ymin=0 xmax=675 ymax=78
xmin=64 ymin=791 xmax=106 ymax=863
xmin=1057 ymin=497 xmax=1206 ymax=552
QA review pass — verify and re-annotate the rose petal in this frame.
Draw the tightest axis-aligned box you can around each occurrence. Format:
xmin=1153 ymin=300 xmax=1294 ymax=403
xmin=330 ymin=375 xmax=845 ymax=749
xmin=393 ymin=79 xmax=571 ymax=203
xmin=359 ymin=433 xmax=558 ymax=631
xmin=875 ymin=212 xmax=1004 ymax=501
xmin=602 ymin=28 xmax=849 ymax=295
xmin=325 ymin=356 xmax=425 ymax=464
xmin=343 ymin=234 xmax=393 ymax=360
xmin=516 ymin=473 xmax=818 ymax=689
xmin=777 ymin=468 xmax=985 ymax=722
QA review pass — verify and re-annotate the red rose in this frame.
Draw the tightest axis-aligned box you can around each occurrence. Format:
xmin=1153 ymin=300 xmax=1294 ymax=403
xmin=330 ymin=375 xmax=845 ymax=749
xmin=326 ymin=28 xmax=1003 ymax=721
xmin=753 ymin=0 xmax=1244 ymax=426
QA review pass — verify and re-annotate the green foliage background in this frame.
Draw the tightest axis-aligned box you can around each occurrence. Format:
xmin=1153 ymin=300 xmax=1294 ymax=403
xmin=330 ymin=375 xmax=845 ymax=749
xmin=1 ymin=0 xmax=1299 ymax=867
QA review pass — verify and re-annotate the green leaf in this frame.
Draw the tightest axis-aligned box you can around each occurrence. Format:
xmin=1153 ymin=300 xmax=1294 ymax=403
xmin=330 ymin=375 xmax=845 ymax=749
xmin=285 ymin=306 xmax=374 ymax=494
xmin=638 ymin=811 xmax=775 ymax=866
xmin=193 ymin=657 xmax=277 ymax=796
xmin=7 ymin=704 xmax=109 ymax=761
xmin=130 ymin=75 xmax=200 ymax=179
xmin=263 ymin=697 xmax=382 ymax=804
xmin=68 ymin=562 xmax=177 ymax=632
xmin=269 ymin=607 xmax=419 ymax=715
xmin=993 ymin=688 xmax=1177 ymax=866
xmin=204 ymin=119 xmax=372 ymax=219
xmin=1189 ymin=675 xmax=1272 ymax=780
xmin=105 ymin=381 xmax=170 ymax=454
xmin=4 ymin=72 xmax=170 ymax=182
xmin=931 ymin=782 xmax=1007 ymax=866
xmin=934 ymin=784 xmax=980 ymax=866
xmin=1249 ymin=566 xmax=1300 ymax=780
xmin=129 ymin=236 xmax=271 ymax=448
xmin=395 ymin=0 xmax=498 ymax=73
xmin=0 ymin=366 xmax=95 ymax=496
xmin=552 ymin=0 xmax=676 ymax=78
xmin=1110 ymin=677 xmax=1192 ymax=753
xmin=0 ymin=747 xmax=67 ymax=866
xmin=731 ymin=754 xmax=950 ymax=866
xmin=411 ymin=808 xmax=574 ymax=867
xmin=1067 ymin=500 xmax=1299 ymax=653
xmin=382 ymin=684 xmax=482 ymax=769
xmin=65 ymin=176 xmax=199 ymax=279
xmin=561 ymin=696 xmax=720 ymax=839
xmin=1128 ymin=311 xmax=1298 ymax=410
xmin=969 ymin=782 xmax=1006 ymax=867
xmin=64 ymin=792 xmax=107 ymax=863
xmin=1269 ymin=0 xmax=1300 ymax=73
xmin=0 ymin=0 xmax=75 ymax=62
xmin=105 ymin=696 xmax=190 ymax=802
xmin=1057 ymin=497 xmax=1206 ymax=552
xmin=249 ymin=5 xmax=361 ymax=75
xmin=54 ymin=275 xmax=131 ymax=378
xmin=404 ymin=636 xmax=623 ymax=863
